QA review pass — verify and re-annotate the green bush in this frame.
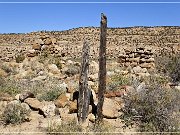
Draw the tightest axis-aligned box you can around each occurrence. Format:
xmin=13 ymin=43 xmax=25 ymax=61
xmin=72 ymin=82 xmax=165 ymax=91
xmin=121 ymin=79 xmax=180 ymax=132
xmin=1 ymin=65 xmax=12 ymax=74
xmin=107 ymin=74 xmax=130 ymax=91
xmin=15 ymin=54 xmax=25 ymax=63
xmin=2 ymin=103 xmax=30 ymax=125
xmin=0 ymin=78 xmax=21 ymax=96
xmin=155 ymin=53 xmax=180 ymax=83
xmin=38 ymin=52 xmax=62 ymax=69
xmin=38 ymin=87 xmax=64 ymax=101
xmin=65 ymin=65 xmax=80 ymax=77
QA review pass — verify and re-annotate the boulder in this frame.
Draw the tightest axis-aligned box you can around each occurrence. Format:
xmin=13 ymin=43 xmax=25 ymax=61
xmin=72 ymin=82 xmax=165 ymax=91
xmin=89 ymin=61 xmax=99 ymax=74
xmin=60 ymin=113 xmax=77 ymax=122
xmin=0 ymin=68 xmax=8 ymax=77
xmin=67 ymin=60 xmax=73 ymax=65
xmin=41 ymin=45 xmax=49 ymax=50
xmin=51 ymin=38 xmax=57 ymax=45
xmin=137 ymin=72 xmax=150 ymax=77
xmin=120 ymin=70 xmax=129 ymax=75
xmin=44 ymin=38 xmax=52 ymax=45
xmin=68 ymin=100 xmax=77 ymax=113
xmin=175 ymin=85 xmax=180 ymax=90
xmin=35 ymin=38 xmax=44 ymax=45
xmin=19 ymin=91 xmax=35 ymax=102
xmin=89 ymin=73 xmax=98 ymax=82
xmin=107 ymin=71 xmax=115 ymax=76
xmin=32 ymin=43 xmax=41 ymax=50
xmin=15 ymin=94 xmax=21 ymax=100
xmin=136 ymin=82 xmax=146 ymax=92
xmin=105 ymin=91 xmax=124 ymax=98
xmin=21 ymin=102 xmax=31 ymax=111
xmin=102 ymin=98 xmax=120 ymax=119
xmin=24 ymin=98 xmax=42 ymax=110
xmin=48 ymin=64 xmax=60 ymax=74
xmin=0 ymin=92 xmax=13 ymax=101
xmin=41 ymin=101 xmax=56 ymax=117
xmin=7 ymin=100 xmax=20 ymax=106
xmin=58 ymin=82 xmax=68 ymax=92
xmin=27 ymin=49 xmax=37 ymax=57
xmin=140 ymin=63 xmax=155 ymax=69
xmin=0 ymin=101 xmax=8 ymax=114
xmin=133 ymin=66 xmax=147 ymax=74
xmin=28 ymin=110 xmax=44 ymax=121
xmin=54 ymin=94 xmax=68 ymax=108
xmin=64 ymin=66 xmax=79 ymax=77
xmin=31 ymin=75 xmax=47 ymax=82
xmin=88 ymin=113 xmax=96 ymax=123
xmin=88 ymin=81 xmax=95 ymax=86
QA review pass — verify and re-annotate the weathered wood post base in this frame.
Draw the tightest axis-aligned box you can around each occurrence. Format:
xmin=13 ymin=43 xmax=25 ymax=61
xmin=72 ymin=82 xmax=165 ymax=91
xmin=78 ymin=39 xmax=90 ymax=124
xmin=97 ymin=13 xmax=107 ymax=123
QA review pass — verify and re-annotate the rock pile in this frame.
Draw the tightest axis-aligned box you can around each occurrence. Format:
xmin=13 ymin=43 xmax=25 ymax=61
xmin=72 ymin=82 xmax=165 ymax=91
xmin=27 ymin=33 xmax=59 ymax=57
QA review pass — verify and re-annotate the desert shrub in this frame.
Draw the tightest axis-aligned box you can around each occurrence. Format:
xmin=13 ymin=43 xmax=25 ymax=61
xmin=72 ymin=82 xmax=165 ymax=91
xmin=48 ymin=119 xmax=82 ymax=135
xmin=38 ymin=80 xmax=66 ymax=101
xmin=38 ymin=50 xmax=50 ymax=64
xmin=155 ymin=53 xmax=180 ymax=83
xmin=38 ymin=52 xmax=62 ymax=69
xmin=1 ymin=64 xmax=12 ymax=74
xmin=49 ymin=56 xmax=62 ymax=70
xmin=2 ymin=103 xmax=30 ymax=125
xmin=15 ymin=54 xmax=25 ymax=63
xmin=48 ymin=119 xmax=114 ymax=135
xmin=121 ymin=79 xmax=180 ymax=132
xmin=39 ymin=88 xmax=61 ymax=101
xmin=107 ymin=74 xmax=130 ymax=91
xmin=65 ymin=65 xmax=80 ymax=77
xmin=0 ymin=78 xmax=21 ymax=96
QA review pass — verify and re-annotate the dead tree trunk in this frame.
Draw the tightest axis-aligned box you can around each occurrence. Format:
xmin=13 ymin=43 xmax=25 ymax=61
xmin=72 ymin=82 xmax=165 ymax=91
xmin=97 ymin=13 xmax=107 ymax=122
xmin=78 ymin=39 xmax=90 ymax=124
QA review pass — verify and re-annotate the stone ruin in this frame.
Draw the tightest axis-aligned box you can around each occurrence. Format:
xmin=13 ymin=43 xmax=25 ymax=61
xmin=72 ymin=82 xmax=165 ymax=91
xmin=118 ymin=46 xmax=155 ymax=69
xmin=27 ymin=32 xmax=58 ymax=57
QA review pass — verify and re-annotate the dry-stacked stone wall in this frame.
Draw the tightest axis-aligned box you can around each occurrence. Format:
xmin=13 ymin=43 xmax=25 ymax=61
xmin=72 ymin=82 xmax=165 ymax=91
xmin=118 ymin=46 xmax=155 ymax=69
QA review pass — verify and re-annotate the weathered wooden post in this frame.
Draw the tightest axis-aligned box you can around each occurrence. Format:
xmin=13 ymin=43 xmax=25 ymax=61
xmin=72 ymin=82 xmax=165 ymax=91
xmin=78 ymin=39 xmax=90 ymax=124
xmin=97 ymin=13 xmax=107 ymax=122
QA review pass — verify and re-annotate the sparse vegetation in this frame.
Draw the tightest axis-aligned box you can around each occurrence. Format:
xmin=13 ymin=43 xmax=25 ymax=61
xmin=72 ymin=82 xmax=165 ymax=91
xmin=38 ymin=51 xmax=62 ymax=70
xmin=121 ymin=77 xmax=180 ymax=132
xmin=2 ymin=103 xmax=30 ymax=125
xmin=47 ymin=119 xmax=114 ymax=135
xmin=65 ymin=65 xmax=80 ymax=77
xmin=48 ymin=119 xmax=82 ymax=135
xmin=1 ymin=64 xmax=12 ymax=74
xmin=15 ymin=54 xmax=25 ymax=63
xmin=107 ymin=74 xmax=131 ymax=91
xmin=155 ymin=53 xmax=180 ymax=83
xmin=88 ymin=123 xmax=114 ymax=134
xmin=39 ymin=88 xmax=64 ymax=101
xmin=0 ymin=77 xmax=21 ymax=96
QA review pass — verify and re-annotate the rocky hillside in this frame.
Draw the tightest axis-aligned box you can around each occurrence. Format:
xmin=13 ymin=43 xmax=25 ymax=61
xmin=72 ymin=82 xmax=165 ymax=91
xmin=0 ymin=26 xmax=180 ymax=62
xmin=0 ymin=26 xmax=179 ymax=134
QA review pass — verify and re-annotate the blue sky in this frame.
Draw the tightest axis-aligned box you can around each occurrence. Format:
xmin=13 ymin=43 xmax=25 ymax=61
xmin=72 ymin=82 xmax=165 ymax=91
xmin=0 ymin=0 xmax=180 ymax=33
